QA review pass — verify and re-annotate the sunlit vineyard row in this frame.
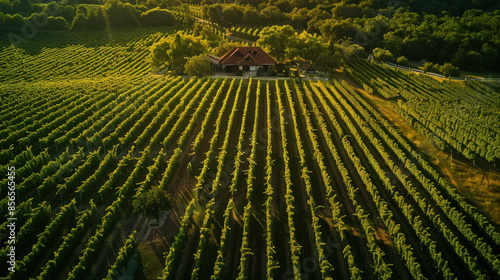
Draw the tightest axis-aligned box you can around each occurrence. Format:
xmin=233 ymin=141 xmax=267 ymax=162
xmin=0 ymin=26 xmax=207 ymax=83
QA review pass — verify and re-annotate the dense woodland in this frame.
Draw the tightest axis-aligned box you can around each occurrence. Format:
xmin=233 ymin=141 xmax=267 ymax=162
xmin=1 ymin=1 xmax=500 ymax=279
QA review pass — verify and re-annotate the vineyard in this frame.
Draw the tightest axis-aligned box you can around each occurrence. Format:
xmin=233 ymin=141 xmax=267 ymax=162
xmin=1 ymin=49 xmax=500 ymax=280
xmin=346 ymin=60 xmax=500 ymax=164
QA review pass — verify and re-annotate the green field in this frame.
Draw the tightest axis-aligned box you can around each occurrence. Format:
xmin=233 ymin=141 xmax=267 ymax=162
xmin=1 ymin=24 xmax=500 ymax=280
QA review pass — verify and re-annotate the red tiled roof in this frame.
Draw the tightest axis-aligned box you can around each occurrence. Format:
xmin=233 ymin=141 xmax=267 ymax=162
xmin=219 ymin=47 xmax=276 ymax=66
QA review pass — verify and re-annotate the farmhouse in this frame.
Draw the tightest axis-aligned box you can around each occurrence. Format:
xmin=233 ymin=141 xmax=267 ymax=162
xmin=218 ymin=47 xmax=276 ymax=76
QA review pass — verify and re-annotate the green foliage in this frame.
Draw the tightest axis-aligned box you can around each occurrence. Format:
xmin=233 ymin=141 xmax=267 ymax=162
xmin=1 ymin=13 xmax=24 ymax=28
xmin=140 ymin=7 xmax=176 ymax=26
xmin=420 ymin=61 xmax=460 ymax=76
xmin=289 ymin=31 xmax=325 ymax=61
xmin=201 ymin=3 xmax=261 ymax=26
xmin=12 ymin=0 xmax=32 ymax=13
xmin=350 ymin=59 xmax=500 ymax=163
xmin=0 ymin=0 xmax=12 ymax=13
xmin=185 ymin=54 xmax=212 ymax=78
xmin=439 ymin=63 xmax=460 ymax=77
xmin=71 ymin=5 xmax=105 ymax=29
xmin=332 ymin=2 xmax=367 ymax=19
xmin=2 ymin=13 xmax=500 ymax=278
xmin=212 ymin=41 xmax=244 ymax=57
xmin=260 ymin=5 xmax=284 ymax=24
xmin=397 ymin=56 xmax=409 ymax=66
xmin=337 ymin=42 xmax=367 ymax=64
xmin=320 ymin=19 xmax=359 ymax=43
xmin=421 ymin=62 xmax=440 ymax=73
xmin=105 ymin=232 xmax=137 ymax=280
xmin=195 ymin=1 xmax=500 ymax=71
xmin=193 ymin=22 xmax=222 ymax=46
xmin=103 ymin=0 xmax=141 ymax=28
xmin=373 ymin=48 xmax=395 ymax=63
xmin=257 ymin=25 xmax=296 ymax=61
xmin=149 ymin=31 xmax=208 ymax=74
xmin=132 ymin=186 xmax=172 ymax=220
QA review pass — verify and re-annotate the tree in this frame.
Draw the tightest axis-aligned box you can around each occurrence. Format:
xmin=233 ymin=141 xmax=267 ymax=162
xmin=0 ymin=0 xmax=13 ymax=13
xmin=465 ymin=50 xmax=483 ymax=71
xmin=242 ymin=6 xmax=260 ymax=25
xmin=338 ymin=42 xmax=366 ymax=63
xmin=289 ymin=7 xmax=309 ymax=27
xmin=58 ymin=5 xmax=75 ymax=23
xmin=257 ymin=25 xmax=296 ymax=61
xmin=185 ymin=54 xmax=212 ymax=78
xmin=133 ymin=187 xmax=172 ymax=221
xmin=45 ymin=16 xmax=69 ymax=30
xmin=2 ymin=13 xmax=24 ymax=29
xmin=480 ymin=43 xmax=499 ymax=70
xmin=314 ymin=47 xmax=344 ymax=71
xmin=149 ymin=32 xmax=208 ymax=74
xmin=397 ymin=55 xmax=409 ymax=66
xmin=202 ymin=3 xmax=223 ymax=24
xmin=193 ymin=23 xmax=221 ymax=47
xmin=140 ymin=7 xmax=176 ymax=26
xmin=291 ymin=31 xmax=327 ymax=62
xmin=222 ymin=4 xmax=243 ymax=26
xmin=421 ymin=61 xmax=440 ymax=73
xmin=213 ymin=41 xmax=244 ymax=57
xmin=12 ymin=0 xmax=31 ymax=13
xmin=103 ymin=0 xmax=141 ymax=28
xmin=71 ymin=5 xmax=105 ymax=30
xmin=320 ymin=19 xmax=359 ymax=44
xmin=332 ymin=3 xmax=365 ymax=19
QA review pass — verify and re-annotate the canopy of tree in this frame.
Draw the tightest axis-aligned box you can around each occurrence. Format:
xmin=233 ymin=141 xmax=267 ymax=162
xmin=132 ymin=187 xmax=172 ymax=221
xmin=0 ymin=0 xmax=183 ymax=33
xmin=185 ymin=54 xmax=212 ymax=78
xmin=150 ymin=31 xmax=209 ymax=74
xmin=195 ymin=0 xmax=500 ymax=72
